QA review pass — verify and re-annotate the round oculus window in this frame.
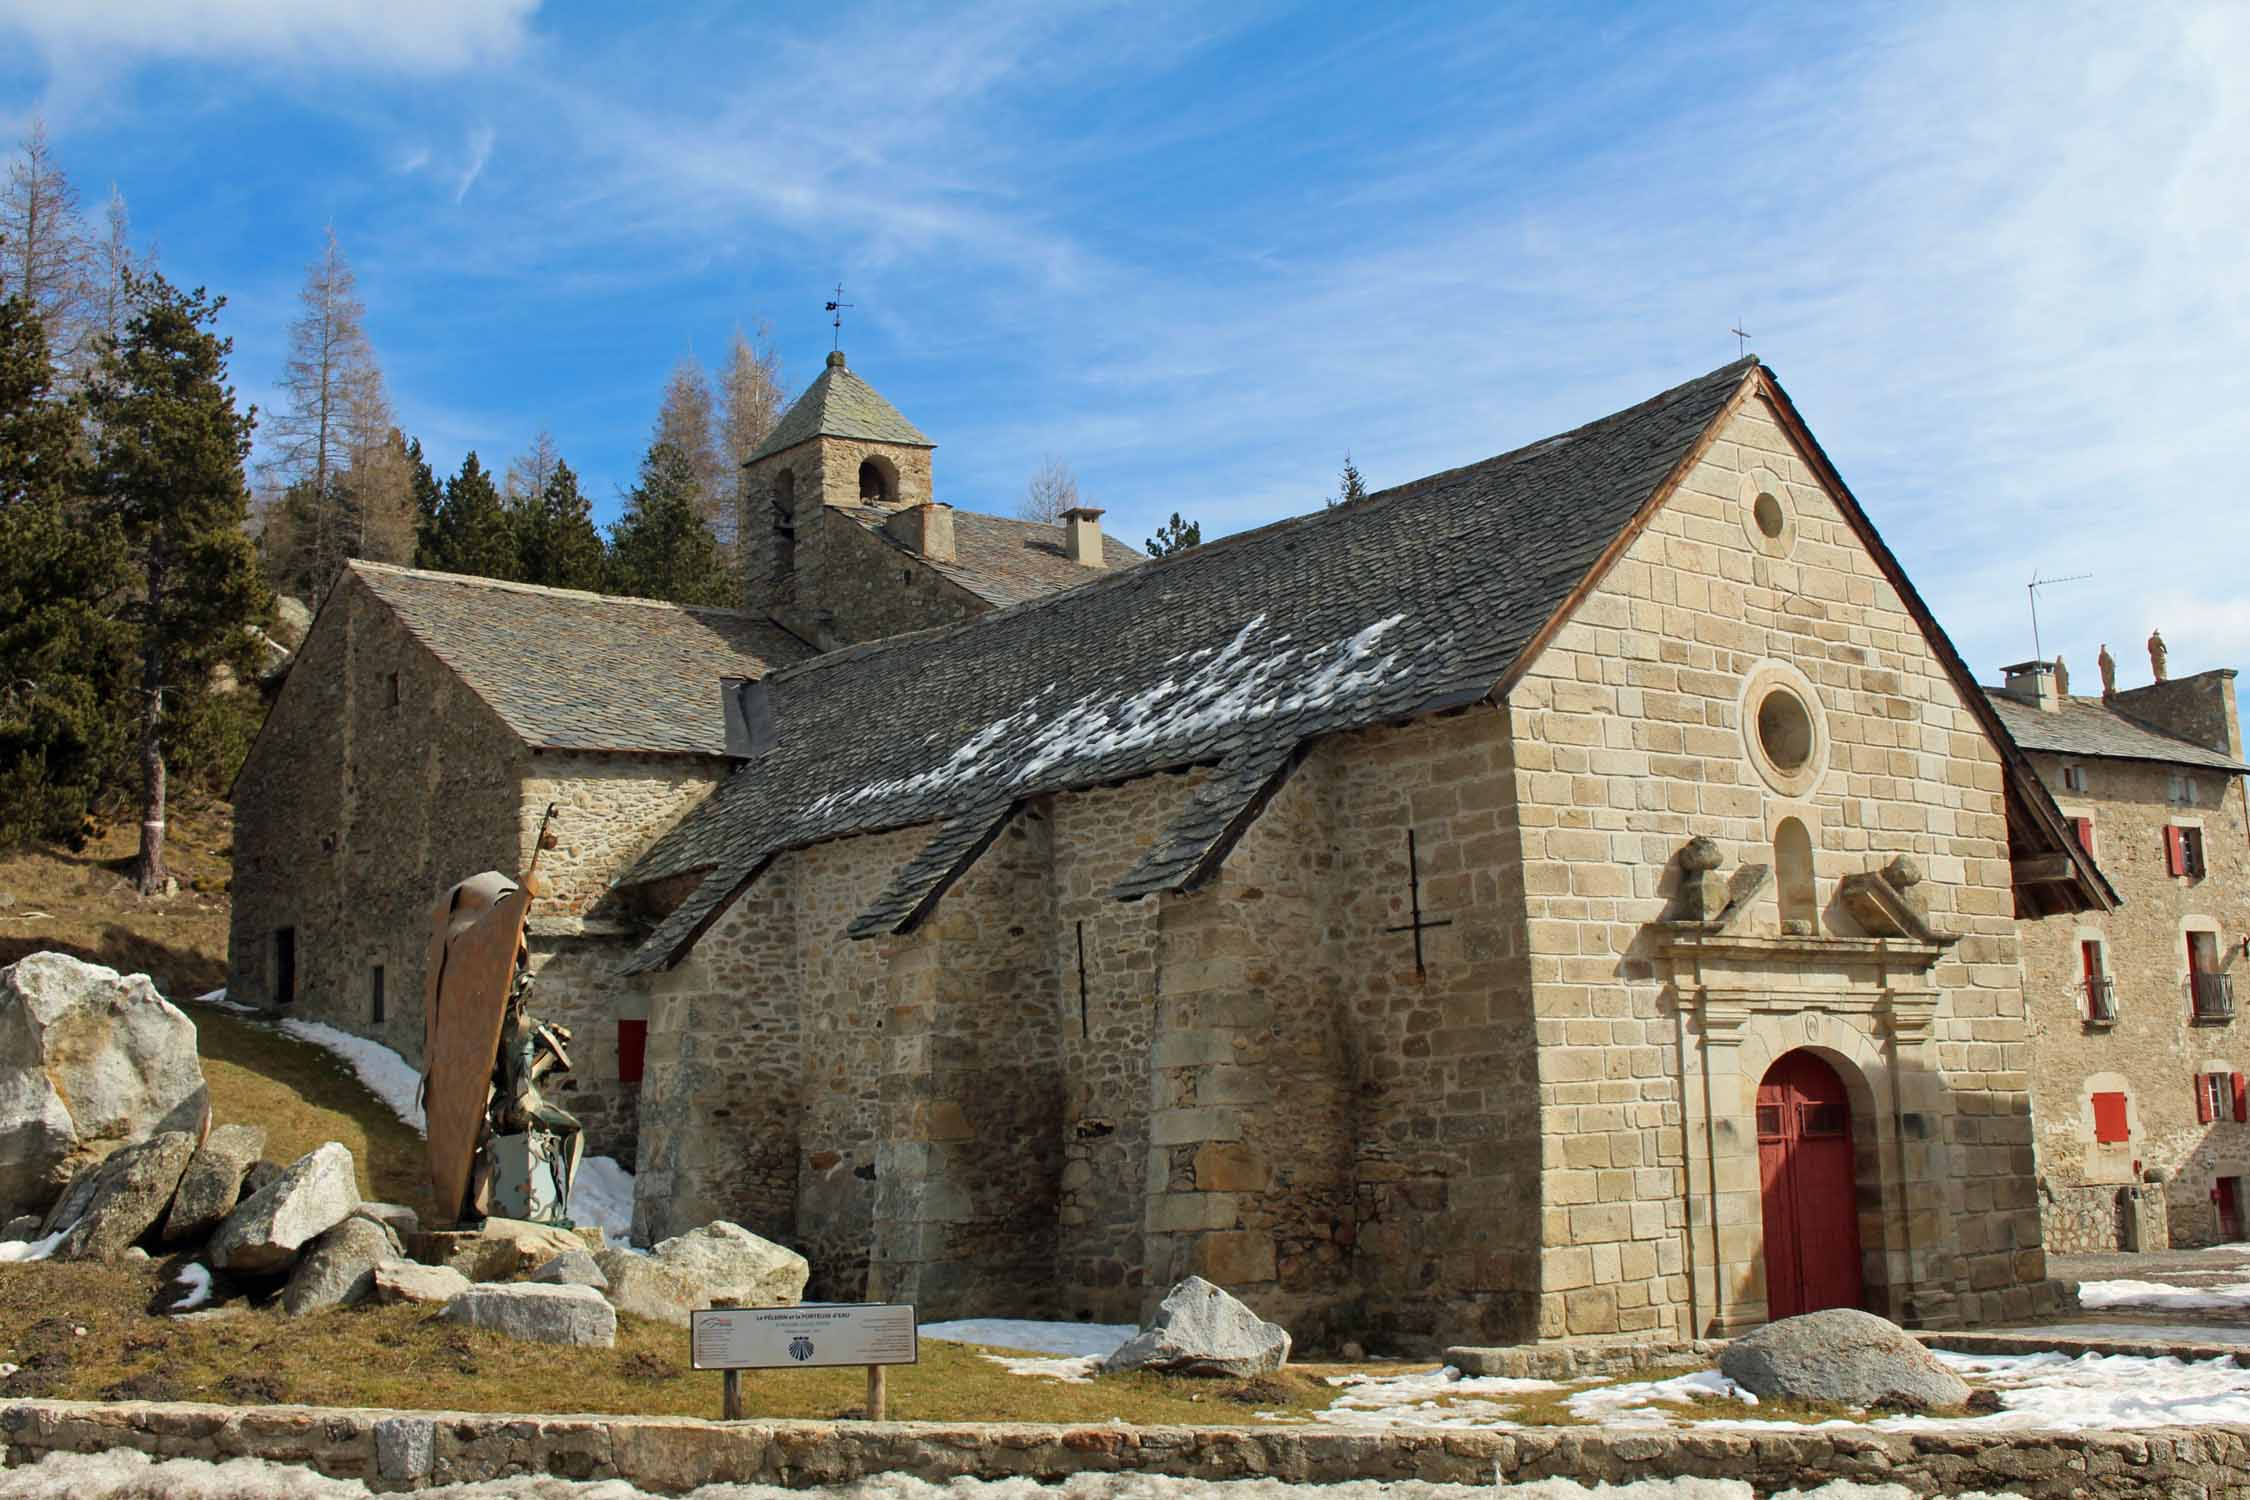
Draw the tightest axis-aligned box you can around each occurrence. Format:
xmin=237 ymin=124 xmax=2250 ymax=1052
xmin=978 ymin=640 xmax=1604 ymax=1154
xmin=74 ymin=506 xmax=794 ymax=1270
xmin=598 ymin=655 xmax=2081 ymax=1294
xmin=1757 ymin=689 xmax=1815 ymax=772
xmin=1753 ymin=491 xmax=1786 ymax=540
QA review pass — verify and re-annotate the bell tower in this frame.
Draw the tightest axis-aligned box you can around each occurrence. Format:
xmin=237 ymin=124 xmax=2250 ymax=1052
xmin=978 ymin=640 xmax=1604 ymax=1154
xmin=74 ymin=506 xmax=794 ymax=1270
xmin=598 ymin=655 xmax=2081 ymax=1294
xmin=742 ymin=349 xmax=934 ymax=640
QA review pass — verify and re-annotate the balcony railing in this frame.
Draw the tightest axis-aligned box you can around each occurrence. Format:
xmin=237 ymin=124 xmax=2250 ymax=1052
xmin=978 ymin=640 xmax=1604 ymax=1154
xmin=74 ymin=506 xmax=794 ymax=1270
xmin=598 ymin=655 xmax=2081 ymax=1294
xmin=2085 ymin=975 xmax=2117 ymax=1024
xmin=2193 ymin=971 xmax=2235 ymax=1022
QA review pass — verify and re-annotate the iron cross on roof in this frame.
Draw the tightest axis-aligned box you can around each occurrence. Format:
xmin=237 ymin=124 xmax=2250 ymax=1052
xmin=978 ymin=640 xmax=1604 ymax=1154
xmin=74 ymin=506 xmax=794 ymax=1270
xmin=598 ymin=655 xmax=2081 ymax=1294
xmin=825 ymin=283 xmax=853 ymax=351
xmin=1384 ymin=827 xmax=1454 ymax=976
xmin=1731 ymin=320 xmax=1753 ymax=358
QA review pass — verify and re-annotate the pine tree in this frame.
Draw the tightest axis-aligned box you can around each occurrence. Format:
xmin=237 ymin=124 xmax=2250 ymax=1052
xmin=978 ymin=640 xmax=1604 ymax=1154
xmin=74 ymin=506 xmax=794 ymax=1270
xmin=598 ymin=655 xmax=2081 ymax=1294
xmin=85 ymin=271 xmax=266 ymax=892
xmin=406 ymin=436 xmax=442 ymax=564
xmin=653 ymin=358 xmax=733 ymax=553
xmin=424 ymin=452 xmax=519 ymax=580
xmin=0 ymin=120 xmax=92 ymax=368
xmin=518 ymin=459 xmax=607 ymax=591
xmin=1330 ymin=453 xmax=1368 ymax=508
xmin=1145 ymin=512 xmax=1202 ymax=557
xmin=609 ymin=440 xmax=731 ymax=605
xmin=0 ymin=291 xmax=133 ymax=844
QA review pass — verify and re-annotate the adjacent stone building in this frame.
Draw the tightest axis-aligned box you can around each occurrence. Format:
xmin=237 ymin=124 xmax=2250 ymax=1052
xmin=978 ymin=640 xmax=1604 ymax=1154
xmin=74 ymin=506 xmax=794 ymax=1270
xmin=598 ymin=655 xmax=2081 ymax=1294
xmin=1992 ymin=651 xmax=2249 ymax=1251
xmin=608 ymin=357 xmax=2106 ymax=1349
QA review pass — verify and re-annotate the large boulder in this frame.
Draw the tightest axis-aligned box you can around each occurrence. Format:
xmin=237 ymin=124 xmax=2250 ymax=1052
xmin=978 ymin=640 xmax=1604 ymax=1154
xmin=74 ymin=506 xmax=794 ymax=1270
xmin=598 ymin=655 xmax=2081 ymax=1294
xmin=281 ymin=1215 xmax=398 ymax=1316
xmin=0 ymin=953 xmax=208 ymax=1217
xmin=592 ymin=1249 xmax=701 ymax=1327
xmin=441 ymin=1282 xmax=616 ymax=1347
xmin=160 ymin=1124 xmax=266 ymax=1244
xmin=649 ymin=1221 xmax=809 ymax=1308
xmin=50 ymin=1131 xmax=196 ymax=1261
xmin=1102 ymin=1276 xmax=1292 ymax=1378
xmin=1719 ymin=1308 xmax=1971 ymax=1411
xmin=370 ymin=1259 xmax=471 ymax=1306
xmin=207 ymin=1143 xmax=359 ymax=1274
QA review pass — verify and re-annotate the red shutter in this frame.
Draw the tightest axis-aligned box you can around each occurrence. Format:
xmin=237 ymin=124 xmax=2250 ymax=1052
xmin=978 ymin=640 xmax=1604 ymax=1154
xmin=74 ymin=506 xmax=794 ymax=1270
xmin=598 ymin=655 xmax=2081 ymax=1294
xmin=2198 ymin=1074 xmax=2216 ymax=1124
xmin=2073 ymin=818 xmax=2094 ymax=856
xmin=617 ymin=1018 xmax=647 ymax=1085
xmin=2092 ymin=1091 xmax=2130 ymax=1143
xmin=2166 ymin=824 xmax=2186 ymax=876
xmin=2234 ymin=1074 xmax=2247 ymax=1123
xmin=2080 ymin=940 xmax=2099 ymax=981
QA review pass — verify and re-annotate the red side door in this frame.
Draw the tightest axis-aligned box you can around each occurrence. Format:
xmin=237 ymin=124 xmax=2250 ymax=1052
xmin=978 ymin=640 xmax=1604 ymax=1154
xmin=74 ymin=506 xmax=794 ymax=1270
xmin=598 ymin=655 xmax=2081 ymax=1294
xmin=2219 ymin=1178 xmax=2242 ymax=1242
xmin=1757 ymin=1050 xmax=1865 ymax=1320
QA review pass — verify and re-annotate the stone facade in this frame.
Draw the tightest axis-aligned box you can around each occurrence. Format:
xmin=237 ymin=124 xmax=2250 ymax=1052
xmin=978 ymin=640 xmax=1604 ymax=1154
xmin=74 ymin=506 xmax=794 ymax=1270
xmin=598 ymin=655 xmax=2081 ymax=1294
xmin=2016 ymin=679 xmax=2249 ymax=1250
xmin=627 ymin=390 xmax=2071 ymax=1348
xmin=742 ymin=431 xmax=937 ymax=640
xmin=226 ymin=572 xmax=736 ymax=1167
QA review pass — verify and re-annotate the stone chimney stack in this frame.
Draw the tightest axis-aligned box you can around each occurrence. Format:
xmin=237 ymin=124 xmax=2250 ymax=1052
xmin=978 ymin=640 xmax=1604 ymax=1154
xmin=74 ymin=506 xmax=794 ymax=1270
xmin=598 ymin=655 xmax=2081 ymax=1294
xmin=2001 ymin=659 xmax=2061 ymax=713
xmin=1062 ymin=506 xmax=1106 ymax=568
xmin=895 ymin=501 xmax=955 ymax=564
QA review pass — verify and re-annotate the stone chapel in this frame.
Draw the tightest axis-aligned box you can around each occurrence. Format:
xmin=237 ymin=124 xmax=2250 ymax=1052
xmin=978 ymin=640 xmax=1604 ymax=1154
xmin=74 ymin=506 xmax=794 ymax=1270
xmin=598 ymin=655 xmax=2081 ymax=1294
xmin=231 ymin=352 xmax=2118 ymax=1353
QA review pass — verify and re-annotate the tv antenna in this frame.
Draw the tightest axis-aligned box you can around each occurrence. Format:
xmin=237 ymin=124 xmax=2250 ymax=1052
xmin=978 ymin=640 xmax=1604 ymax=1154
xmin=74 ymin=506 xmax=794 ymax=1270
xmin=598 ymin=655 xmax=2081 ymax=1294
xmin=824 ymin=282 xmax=853 ymax=351
xmin=2027 ymin=569 xmax=2092 ymax=663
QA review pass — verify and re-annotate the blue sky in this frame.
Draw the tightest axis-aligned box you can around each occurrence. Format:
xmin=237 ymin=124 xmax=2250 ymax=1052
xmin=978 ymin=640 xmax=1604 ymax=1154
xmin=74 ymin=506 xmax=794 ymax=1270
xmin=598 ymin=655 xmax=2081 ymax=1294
xmin=4 ymin=2 xmax=2245 ymax=681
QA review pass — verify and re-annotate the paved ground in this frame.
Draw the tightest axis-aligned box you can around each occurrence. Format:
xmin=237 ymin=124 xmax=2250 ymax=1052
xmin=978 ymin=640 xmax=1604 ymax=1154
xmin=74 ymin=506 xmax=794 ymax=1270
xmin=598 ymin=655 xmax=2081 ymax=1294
xmin=1982 ymin=1247 xmax=2250 ymax=1345
xmin=2053 ymin=1247 xmax=2250 ymax=1289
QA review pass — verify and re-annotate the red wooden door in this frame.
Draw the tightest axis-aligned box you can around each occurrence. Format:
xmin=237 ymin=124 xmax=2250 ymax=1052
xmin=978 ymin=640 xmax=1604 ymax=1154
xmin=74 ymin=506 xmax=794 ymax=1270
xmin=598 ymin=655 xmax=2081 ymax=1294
xmin=1756 ymin=1050 xmax=1864 ymax=1319
xmin=2219 ymin=1178 xmax=2242 ymax=1241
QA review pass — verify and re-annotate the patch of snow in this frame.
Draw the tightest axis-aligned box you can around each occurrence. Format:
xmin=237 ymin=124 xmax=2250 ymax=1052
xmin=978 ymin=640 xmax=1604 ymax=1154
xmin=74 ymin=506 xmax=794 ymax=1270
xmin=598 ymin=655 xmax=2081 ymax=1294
xmin=0 ymin=1227 xmax=65 ymax=1263
xmin=1305 ymin=1363 xmax=1564 ymax=1430
xmin=168 ymin=1263 xmax=213 ymax=1313
xmin=278 ymin=1019 xmax=427 ymax=1133
xmin=569 ymin=1155 xmax=636 ymax=1247
xmin=919 ymin=1318 xmax=1135 ymax=1358
xmin=1565 ymin=1369 xmax=1756 ymax=1426
xmin=2201 ymin=1242 xmax=2250 ymax=1253
xmin=0 ymin=1448 xmax=2012 ymax=1498
xmin=2076 ymin=1277 xmax=2250 ymax=1311
xmin=985 ymin=1353 xmax=1104 ymax=1383
xmin=190 ymin=987 xmax=260 ymax=1014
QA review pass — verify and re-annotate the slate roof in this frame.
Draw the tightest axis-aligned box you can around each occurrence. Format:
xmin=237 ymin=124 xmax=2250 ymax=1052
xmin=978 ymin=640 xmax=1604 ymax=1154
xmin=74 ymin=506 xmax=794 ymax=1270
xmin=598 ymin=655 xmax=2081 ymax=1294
xmin=748 ymin=350 xmax=932 ymax=463
xmin=350 ymin=563 xmax=814 ymax=755
xmin=618 ymin=359 xmax=1762 ymax=970
xmin=1984 ymin=690 xmax=2248 ymax=773
xmin=838 ymin=504 xmax=1147 ymax=608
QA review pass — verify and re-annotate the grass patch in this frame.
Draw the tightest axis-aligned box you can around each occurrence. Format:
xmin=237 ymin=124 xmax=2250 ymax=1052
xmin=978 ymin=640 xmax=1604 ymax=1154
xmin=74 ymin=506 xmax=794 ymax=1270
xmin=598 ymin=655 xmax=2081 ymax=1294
xmin=0 ymin=1260 xmax=1341 ymax=1424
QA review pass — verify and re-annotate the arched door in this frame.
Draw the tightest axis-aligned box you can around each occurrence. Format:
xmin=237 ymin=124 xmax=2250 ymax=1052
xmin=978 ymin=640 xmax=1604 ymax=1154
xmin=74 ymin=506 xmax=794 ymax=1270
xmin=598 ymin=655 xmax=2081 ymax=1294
xmin=1756 ymin=1050 xmax=1864 ymax=1319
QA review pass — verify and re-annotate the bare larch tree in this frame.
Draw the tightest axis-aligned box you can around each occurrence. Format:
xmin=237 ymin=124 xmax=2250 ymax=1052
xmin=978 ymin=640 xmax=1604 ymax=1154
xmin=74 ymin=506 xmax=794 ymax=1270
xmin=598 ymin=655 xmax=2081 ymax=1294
xmin=1021 ymin=454 xmax=1079 ymax=525
xmin=0 ymin=119 xmax=93 ymax=371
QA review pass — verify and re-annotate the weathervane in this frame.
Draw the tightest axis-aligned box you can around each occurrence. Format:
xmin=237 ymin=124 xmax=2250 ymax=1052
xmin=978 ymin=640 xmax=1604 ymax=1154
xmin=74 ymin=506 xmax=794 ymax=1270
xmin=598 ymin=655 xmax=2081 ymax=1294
xmin=824 ymin=282 xmax=853 ymax=351
xmin=1731 ymin=319 xmax=1752 ymax=358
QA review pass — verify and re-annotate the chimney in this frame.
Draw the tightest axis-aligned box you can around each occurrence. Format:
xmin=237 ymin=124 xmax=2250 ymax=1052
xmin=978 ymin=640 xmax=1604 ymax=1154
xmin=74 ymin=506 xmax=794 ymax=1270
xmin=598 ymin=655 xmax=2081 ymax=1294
xmin=2000 ymin=659 xmax=2060 ymax=713
xmin=887 ymin=501 xmax=955 ymax=564
xmin=1062 ymin=505 xmax=1106 ymax=568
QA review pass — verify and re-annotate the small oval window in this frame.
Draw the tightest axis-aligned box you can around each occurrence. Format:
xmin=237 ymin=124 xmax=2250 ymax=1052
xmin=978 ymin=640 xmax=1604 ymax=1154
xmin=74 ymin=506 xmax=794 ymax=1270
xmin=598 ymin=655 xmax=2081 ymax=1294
xmin=1753 ymin=491 xmax=1785 ymax=540
xmin=1758 ymin=690 xmax=1814 ymax=772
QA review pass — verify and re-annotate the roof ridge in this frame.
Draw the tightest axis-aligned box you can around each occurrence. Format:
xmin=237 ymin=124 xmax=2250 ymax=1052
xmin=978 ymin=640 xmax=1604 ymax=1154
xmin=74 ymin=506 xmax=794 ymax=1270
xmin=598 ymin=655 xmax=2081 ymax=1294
xmin=762 ymin=357 xmax=1760 ymax=685
xmin=347 ymin=560 xmax=764 ymax=621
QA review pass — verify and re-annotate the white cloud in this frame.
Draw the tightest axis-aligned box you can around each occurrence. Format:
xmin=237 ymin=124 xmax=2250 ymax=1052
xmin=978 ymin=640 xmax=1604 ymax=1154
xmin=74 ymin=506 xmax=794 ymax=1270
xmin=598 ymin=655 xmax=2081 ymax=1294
xmin=453 ymin=125 xmax=495 ymax=203
xmin=0 ymin=0 xmax=536 ymax=73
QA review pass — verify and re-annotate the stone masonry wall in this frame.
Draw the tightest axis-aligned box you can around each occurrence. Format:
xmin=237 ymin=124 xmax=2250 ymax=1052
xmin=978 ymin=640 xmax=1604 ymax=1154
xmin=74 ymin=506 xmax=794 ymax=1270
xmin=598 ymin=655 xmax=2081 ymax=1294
xmin=741 ymin=434 xmax=934 ymax=632
xmin=1508 ymin=389 xmax=2047 ymax=1337
xmin=2022 ymin=749 xmax=2250 ymax=1247
xmin=227 ymin=577 xmax=521 ymax=1070
xmin=813 ymin=507 xmax=990 ymax=646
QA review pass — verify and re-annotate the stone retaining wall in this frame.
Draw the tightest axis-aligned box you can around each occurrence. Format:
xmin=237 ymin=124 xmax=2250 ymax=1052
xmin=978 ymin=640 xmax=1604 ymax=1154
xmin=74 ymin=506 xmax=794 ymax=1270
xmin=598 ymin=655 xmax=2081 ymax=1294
xmin=6 ymin=1398 xmax=2250 ymax=1496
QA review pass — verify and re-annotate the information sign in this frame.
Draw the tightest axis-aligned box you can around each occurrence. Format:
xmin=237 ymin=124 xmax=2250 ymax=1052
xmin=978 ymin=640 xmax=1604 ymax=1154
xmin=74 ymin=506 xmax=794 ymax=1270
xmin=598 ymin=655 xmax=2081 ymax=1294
xmin=690 ymin=1303 xmax=919 ymax=1371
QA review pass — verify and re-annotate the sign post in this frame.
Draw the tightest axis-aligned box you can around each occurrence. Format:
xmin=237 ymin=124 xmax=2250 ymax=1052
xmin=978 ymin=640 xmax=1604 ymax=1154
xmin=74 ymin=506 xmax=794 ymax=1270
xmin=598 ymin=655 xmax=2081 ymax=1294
xmin=690 ymin=1303 xmax=917 ymax=1423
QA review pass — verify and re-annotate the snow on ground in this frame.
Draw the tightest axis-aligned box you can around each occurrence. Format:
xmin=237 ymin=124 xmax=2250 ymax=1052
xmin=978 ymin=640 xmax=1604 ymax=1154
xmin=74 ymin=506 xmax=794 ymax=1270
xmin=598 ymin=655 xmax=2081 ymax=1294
xmin=192 ymin=987 xmax=261 ymax=1015
xmin=919 ymin=1319 xmax=1137 ymax=1383
xmin=0 ymin=1449 xmax=2032 ymax=1499
xmin=0 ymin=1227 xmax=64 ymax=1263
xmin=169 ymin=1263 xmax=214 ymax=1312
xmin=1296 ymin=1350 xmax=2250 ymax=1434
xmin=2077 ymin=1277 xmax=2250 ymax=1312
xmin=274 ymin=1015 xmax=635 ymax=1244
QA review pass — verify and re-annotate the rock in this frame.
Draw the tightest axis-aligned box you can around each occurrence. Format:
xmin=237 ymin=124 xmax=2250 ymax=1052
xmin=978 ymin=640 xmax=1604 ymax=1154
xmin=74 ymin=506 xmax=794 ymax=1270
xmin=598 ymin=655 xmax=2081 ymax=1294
xmin=281 ymin=1215 xmax=398 ymax=1316
xmin=160 ymin=1124 xmax=266 ymax=1243
xmin=592 ymin=1249 xmax=701 ymax=1327
xmin=370 ymin=1259 xmax=471 ymax=1306
xmin=0 ymin=953 xmax=209 ymax=1217
xmin=528 ymin=1248 xmax=608 ymax=1289
xmin=648 ymin=1221 xmax=809 ymax=1308
xmin=440 ymin=1282 xmax=616 ymax=1347
xmin=52 ymin=1131 xmax=196 ymax=1261
xmin=271 ymin=595 xmax=313 ymax=649
xmin=1102 ymin=1276 xmax=1292 ymax=1378
xmin=352 ymin=1202 xmax=419 ymax=1238
xmin=207 ymin=1143 xmax=359 ymax=1275
xmin=239 ymin=1160 xmax=284 ymax=1199
xmin=1718 ymin=1308 xmax=1971 ymax=1412
xmin=1 ymin=1214 xmax=37 ymax=1241
xmin=413 ymin=1218 xmax=588 ymax=1282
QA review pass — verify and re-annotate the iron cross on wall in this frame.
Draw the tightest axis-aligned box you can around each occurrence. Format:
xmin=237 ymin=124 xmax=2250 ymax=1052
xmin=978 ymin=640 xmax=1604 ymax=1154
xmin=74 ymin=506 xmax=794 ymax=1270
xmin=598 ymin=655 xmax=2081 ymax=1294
xmin=1385 ymin=828 xmax=1453 ymax=976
